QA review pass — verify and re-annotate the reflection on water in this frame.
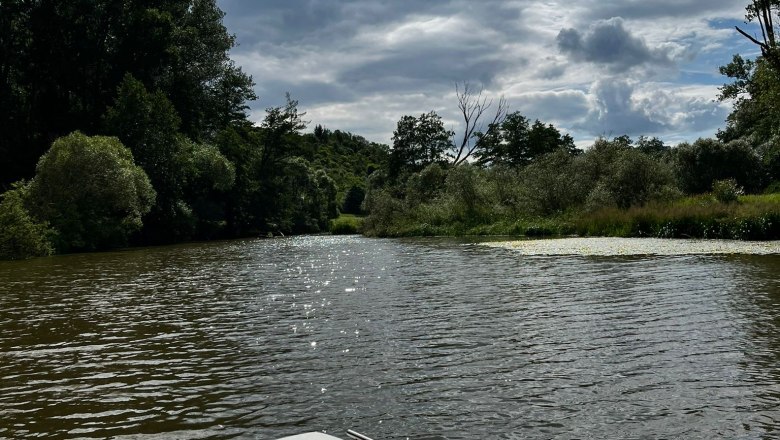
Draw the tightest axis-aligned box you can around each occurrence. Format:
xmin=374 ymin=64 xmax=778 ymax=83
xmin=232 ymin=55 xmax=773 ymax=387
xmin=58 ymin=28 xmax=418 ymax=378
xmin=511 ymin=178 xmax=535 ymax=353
xmin=1 ymin=236 xmax=779 ymax=439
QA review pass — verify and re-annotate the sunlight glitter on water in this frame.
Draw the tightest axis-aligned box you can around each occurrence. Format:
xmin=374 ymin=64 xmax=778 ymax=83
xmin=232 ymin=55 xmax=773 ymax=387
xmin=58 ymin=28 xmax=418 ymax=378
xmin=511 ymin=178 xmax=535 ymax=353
xmin=485 ymin=237 xmax=780 ymax=256
xmin=3 ymin=235 xmax=780 ymax=439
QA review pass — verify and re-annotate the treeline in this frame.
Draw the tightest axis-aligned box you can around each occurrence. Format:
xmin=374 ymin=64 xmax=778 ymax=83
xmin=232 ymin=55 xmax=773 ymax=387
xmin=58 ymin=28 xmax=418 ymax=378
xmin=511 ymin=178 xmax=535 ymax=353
xmin=363 ymin=134 xmax=779 ymax=238
xmin=361 ymin=61 xmax=780 ymax=238
xmin=0 ymin=1 xmax=387 ymax=259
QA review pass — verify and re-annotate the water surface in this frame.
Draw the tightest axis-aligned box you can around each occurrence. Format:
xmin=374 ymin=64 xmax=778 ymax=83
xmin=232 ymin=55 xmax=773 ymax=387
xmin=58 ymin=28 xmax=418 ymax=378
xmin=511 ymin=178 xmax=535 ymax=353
xmin=1 ymin=236 xmax=779 ymax=439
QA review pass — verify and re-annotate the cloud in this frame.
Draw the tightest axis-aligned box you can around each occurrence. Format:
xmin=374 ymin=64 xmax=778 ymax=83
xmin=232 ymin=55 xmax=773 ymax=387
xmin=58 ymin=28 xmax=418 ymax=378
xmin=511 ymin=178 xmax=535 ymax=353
xmin=557 ymin=18 xmax=676 ymax=72
xmin=217 ymin=0 xmax=745 ymax=145
xmin=574 ymin=79 xmax=729 ymax=139
xmin=578 ymin=0 xmax=743 ymax=22
xmin=509 ymin=90 xmax=590 ymax=123
xmin=579 ymin=79 xmax=664 ymax=134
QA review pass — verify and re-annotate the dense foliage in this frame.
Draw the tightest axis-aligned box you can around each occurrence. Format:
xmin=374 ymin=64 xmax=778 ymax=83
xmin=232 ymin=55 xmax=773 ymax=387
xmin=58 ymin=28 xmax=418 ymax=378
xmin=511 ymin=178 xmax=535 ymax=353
xmin=26 ymin=132 xmax=156 ymax=252
xmin=363 ymin=136 xmax=684 ymax=237
xmin=0 ymin=182 xmax=53 ymax=260
xmin=0 ymin=0 xmax=255 ymax=187
xmin=0 ymin=1 xmax=386 ymax=257
xmin=362 ymin=119 xmax=780 ymax=239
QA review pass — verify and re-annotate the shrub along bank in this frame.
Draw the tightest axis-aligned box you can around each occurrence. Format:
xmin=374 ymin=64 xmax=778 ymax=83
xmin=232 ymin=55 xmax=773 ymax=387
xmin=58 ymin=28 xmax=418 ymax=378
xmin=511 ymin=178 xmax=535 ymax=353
xmin=361 ymin=136 xmax=780 ymax=241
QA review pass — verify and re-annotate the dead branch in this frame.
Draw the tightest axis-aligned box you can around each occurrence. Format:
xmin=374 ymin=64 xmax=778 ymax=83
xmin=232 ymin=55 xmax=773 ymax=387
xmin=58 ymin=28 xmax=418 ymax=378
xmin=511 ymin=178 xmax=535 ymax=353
xmin=451 ymin=82 xmax=508 ymax=165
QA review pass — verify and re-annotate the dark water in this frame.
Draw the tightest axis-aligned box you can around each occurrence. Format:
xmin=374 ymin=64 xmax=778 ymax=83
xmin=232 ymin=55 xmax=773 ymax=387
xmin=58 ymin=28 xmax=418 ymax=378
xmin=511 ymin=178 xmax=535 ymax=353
xmin=1 ymin=236 xmax=779 ymax=439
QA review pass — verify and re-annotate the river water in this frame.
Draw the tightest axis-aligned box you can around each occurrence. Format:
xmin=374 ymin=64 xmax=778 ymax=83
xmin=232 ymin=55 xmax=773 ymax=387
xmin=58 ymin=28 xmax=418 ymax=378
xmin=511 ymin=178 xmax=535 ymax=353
xmin=1 ymin=235 xmax=779 ymax=439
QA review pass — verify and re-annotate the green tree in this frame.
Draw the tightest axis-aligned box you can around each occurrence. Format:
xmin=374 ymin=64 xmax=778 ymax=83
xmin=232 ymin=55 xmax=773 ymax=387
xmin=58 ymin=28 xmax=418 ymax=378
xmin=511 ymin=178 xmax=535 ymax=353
xmin=516 ymin=150 xmax=582 ymax=215
xmin=735 ymin=0 xmax=780 ymax=72
xmin=475 ymin=112 xmax=577 ymax=167
xmin=0 ymin=0 xmax=254 ymax=187
xmin=104 ymin=74 xmax=194 ymax=242
xmin=596 ymin=148 xmax=676 ymax=209
xmin=26 ymin=132 xmax=155 ymax=252
xmin=0 ymin=182 xmax=53 ymax=260
xmin=719 ymin=56 xmax=780 ymax=145
xmin=720 ymin=2 xmax=780 ymax=185
xmin=635 ymin=136 xmax=670 ymax=158
xmin=575 ymin=136 xmax=677 ymax=209
xmin=272 ymin=158 xmax=338 ymax=233
xmin=444 ymin=164 xmax=488 ymax=222
xmin=161 ymin=0 xmax=256 ymax=138
xmin=672 ymin=138 xmax=765 ymax=194
xmin=259 ymin=95 xmax=308 ymax=172
xmin=0 ymin=1 xmax=33 ymax=188
xmin=213 ymin=122 xmax=264 ymax=235
xmin=389 ymin=111 xmax=453 ymax=177
xmin=180 ymin=140 xmax=236 ymax=238
xmin=342 ymin=186 xmax=366 ymax=215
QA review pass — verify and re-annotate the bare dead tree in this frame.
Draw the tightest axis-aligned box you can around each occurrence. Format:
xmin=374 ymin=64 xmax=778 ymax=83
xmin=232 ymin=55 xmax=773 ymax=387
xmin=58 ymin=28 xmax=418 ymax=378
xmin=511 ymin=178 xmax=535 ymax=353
xmin=736 ymin=0 xmax=780 ymax=72
xmin=450 ymin=82 xmax=508 ymax=166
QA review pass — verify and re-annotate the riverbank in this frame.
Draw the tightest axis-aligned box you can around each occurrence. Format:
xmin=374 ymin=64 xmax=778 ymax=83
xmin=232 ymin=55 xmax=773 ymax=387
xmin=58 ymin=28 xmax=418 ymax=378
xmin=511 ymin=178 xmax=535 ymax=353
xmin=362 ymin=193 xmax=780 ymax=241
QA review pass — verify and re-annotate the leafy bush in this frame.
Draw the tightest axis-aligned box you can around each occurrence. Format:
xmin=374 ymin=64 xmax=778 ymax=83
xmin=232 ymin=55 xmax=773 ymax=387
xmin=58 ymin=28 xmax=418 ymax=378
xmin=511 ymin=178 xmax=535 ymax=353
xmin=712 ymin=178 xmax=744 ymax=203
xmin=516 ymin=149 xmax=582 ymax=216
xmin=0 ymin=183 xmax=53 ymax=260
xmin=578 ymin=138 xmax=678 ymax=209
xmin=405 ymin=163 xmax=446 ymax=206
xmin=443 ymin=164 xmax=488 ymax=223
xmin=26 ymin=132 xmax=155 ymax=252
xmin=672 ymin=138 xmax=764 ymax=193
xmin=584 ymin=182 xmax=617 ymax=212
xmin=362 ymin=189 xmax=406 ymax=236
xmin=330 ymin=215 xmax=363 ymax=235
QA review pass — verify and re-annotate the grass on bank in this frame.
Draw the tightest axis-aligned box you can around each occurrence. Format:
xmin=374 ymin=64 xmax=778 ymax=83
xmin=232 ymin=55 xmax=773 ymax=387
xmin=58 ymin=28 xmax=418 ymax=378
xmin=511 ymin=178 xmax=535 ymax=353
xmin=369 ymin=217 xmax=573 ymax=238
xmin=329 ymin=214 xmax=364 ymax=235
xmin=363 ymin=193 xmax=780 ymax=240
xmin=575 ymin=193 xmax=780 ymax=240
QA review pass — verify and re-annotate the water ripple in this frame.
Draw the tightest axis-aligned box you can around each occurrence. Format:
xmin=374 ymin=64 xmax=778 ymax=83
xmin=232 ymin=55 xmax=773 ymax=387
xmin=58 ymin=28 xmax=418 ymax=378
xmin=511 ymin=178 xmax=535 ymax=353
xmin=1 ymin=237 xmax=780 ymax=439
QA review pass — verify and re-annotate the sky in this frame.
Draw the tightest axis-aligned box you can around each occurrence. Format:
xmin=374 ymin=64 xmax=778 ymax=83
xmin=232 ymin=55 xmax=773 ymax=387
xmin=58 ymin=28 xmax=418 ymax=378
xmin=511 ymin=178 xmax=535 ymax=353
xmin=216 ymin=0 xmax=762 ymax=147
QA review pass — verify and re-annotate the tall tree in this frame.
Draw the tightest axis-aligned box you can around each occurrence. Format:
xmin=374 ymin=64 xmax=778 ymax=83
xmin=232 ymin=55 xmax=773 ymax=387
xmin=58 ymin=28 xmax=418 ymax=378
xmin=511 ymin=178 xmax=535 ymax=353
xmin=389 ymin=111 xmax=454 ymax=177
xmin=720 ymin=1 xmax=780 ymax=183
xmin=160 ymin=0 xmax=256 ymax=139
xmin=474 ymin=112 xmax=577 ymax=167
xmin=735 ymin=1 xmax=780 ymax=72
xmin=0 ymin=0 xmax=255 ymax=187
xmin=259 ymin=94 xmax=308 ymax=172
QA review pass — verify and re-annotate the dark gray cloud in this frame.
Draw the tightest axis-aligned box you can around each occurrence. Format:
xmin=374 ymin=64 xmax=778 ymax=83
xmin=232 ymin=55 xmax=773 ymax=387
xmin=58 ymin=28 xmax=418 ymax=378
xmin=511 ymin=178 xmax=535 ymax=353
xmin=255 ymin=80 xmax=357 ymax=107
xmin=220 ymin=0 xmax=485 ymax=47
xmin=557 ymin=18 xmax=674 ymax=72
xmin=339 ymin=49 xmax=515 ymax=93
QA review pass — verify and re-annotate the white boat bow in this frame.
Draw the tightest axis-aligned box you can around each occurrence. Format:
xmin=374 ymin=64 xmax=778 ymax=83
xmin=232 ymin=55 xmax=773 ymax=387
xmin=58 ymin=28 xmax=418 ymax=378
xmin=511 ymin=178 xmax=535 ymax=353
xmin=277 ymin=430 xmax=374 ymax=440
